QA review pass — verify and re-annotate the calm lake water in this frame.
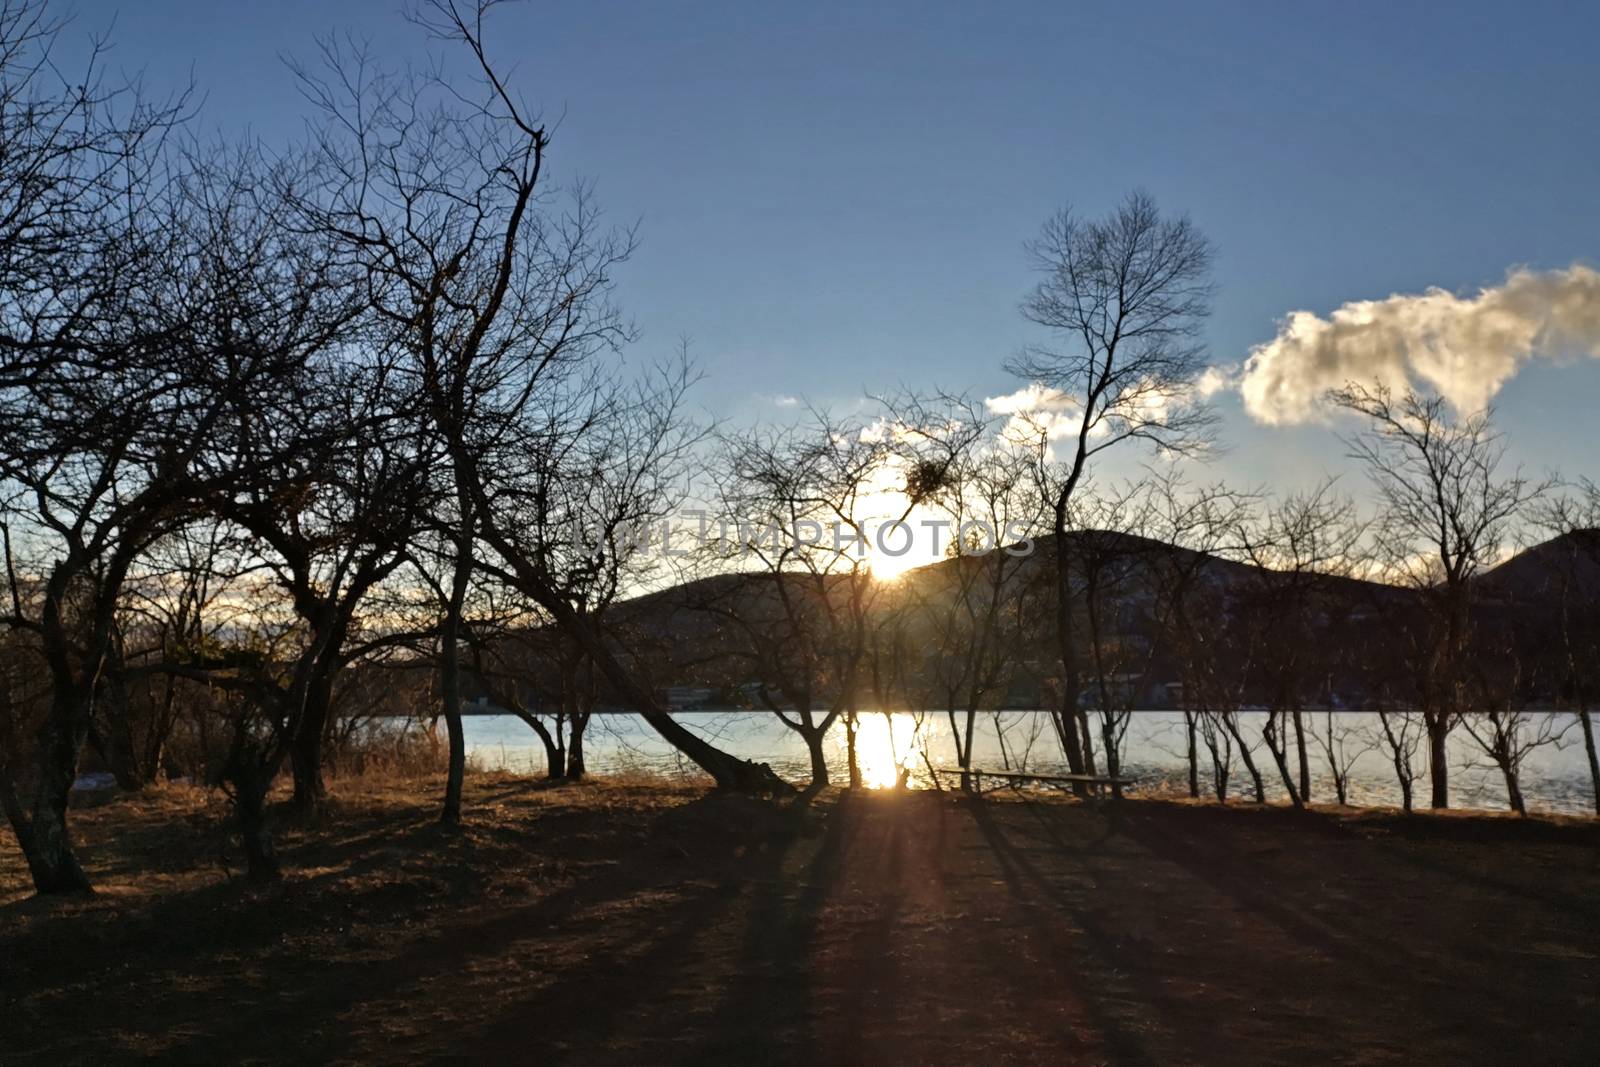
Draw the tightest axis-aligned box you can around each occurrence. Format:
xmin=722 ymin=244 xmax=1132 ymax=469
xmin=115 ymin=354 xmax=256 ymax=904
xmin=462 ymin=710 xmax=1600 ymax=816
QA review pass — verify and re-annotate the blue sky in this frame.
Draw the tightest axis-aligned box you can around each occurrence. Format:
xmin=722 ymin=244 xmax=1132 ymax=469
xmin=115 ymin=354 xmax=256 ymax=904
xmin=76 ymin=0 xmax=1600 ymax=489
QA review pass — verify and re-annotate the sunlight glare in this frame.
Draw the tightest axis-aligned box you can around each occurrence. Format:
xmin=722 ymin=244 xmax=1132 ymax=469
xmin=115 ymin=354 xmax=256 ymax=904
xmin=843 ymin=713 xmax=924 ymax=789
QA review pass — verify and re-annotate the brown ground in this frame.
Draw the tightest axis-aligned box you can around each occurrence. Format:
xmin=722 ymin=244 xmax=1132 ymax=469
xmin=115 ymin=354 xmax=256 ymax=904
xmin=3 ymin=776 xmax=1599 ymax=1065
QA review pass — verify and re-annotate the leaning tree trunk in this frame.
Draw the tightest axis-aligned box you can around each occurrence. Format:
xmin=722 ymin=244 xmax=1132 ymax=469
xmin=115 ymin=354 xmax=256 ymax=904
xmin=1077 ymin=709 xmax=1098 ymax=777
xmin=514 ymin=712 xmax=564 ymax=779
xmin=1222 ymin=713 xmax=1266 ymax=804
xmin=1263 ymin=712 xmax=1304 ymax=811
xmin=506 ymin=571 xmax=790 ymax=793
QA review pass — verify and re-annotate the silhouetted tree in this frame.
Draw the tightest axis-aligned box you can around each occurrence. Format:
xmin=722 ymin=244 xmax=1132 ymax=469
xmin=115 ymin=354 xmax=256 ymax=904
xmin=1005 ymin=191 xmax=1217 ymax=790
xmin=291 ymin=1 xmax=779 ymax=794
xmin=1237 ymin=481 xmax=1366 ymax=809
xmin=1333 ymin=384 xmax=1549 ymax=809
xmin=1535 ymin=481 xmax=1600 ymax=814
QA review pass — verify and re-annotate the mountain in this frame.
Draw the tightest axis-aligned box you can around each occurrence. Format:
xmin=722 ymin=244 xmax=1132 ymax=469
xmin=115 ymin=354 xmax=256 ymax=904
xmin=1475 ymin=529 xmax=1600 ymax=602
xmin=503 ymin=530 xmax=1595 ymax=712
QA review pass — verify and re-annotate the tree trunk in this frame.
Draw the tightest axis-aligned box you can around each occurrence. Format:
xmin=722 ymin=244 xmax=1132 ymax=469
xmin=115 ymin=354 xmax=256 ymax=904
xmin=1100 ymin=715 xmax=1124 ymax=800
xmin=846 ymin=710 xmax=861 ymax=788
xmin=1077 ymin=709 xmax=1098 ymax=776
xmin=288 ymin=676 xmax=333 ymax=817
xmin=1224 ymin=714 xmax=1266 ymax=804
xmin=961 ymin=708 xmax=978 ymax=792
xmin=1499 ymin=758 xmax=1526 ymax=816
xmin=222 ymin=730 xmax=283 ymax=883
xmin=143 ymin=675 xmax=180 ymax=785
xmin=99 ymin=672 xmax=151 ymax=792
xmin=1379 ymin=712 xmax=1415 ymax=815
xmin=566 ymin=711 xmax=588 ymax=779
xmin=516 ymin=712 xmax=564 ymax=779
xmin=1184 ymin=710 xmax=1199 ymax=798
xmin=20 ymin=695 xmax=94 ymax=894
xmin=439 ymin=660 xmax=466 ymax=827
xmin=1264 ymin=713 xmax=1304 ymax=811
xmin=804 ymin=728 xmax=829 ymax=792
xmin=20 ymin=802 xmax=92 ymax=894
xmin=1292 ymin=709 xmax=1311 ymax=802
xmin=1427 ymin=716 xmax=1450 ymax=810
xmin=513 ymin=582 xmax=789 ymax=792
xmin=1056 ymin=708 xmax=1086 ymax=784
xmin=438 ymin=521 xmax=474 ymax=827
xmin=1051 ymin=528 xmax=1089 ymax=794
xmin=1579 ymin=709 xmax=1599 ymax=817
xmin=235 ymin=777 xmax=280 ymax=882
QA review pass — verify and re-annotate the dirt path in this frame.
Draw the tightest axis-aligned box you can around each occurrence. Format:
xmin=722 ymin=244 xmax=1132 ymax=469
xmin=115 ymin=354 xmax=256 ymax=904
xmin=5 ymin=782 xmax=1599 ymax=1065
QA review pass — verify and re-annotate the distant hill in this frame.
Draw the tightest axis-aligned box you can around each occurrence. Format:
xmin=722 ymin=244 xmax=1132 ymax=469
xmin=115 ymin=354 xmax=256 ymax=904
xmin=1475 ymin=529 xmax=1600 ymax=602
xmin=551 ymin=529 xmax=1597 ymax=710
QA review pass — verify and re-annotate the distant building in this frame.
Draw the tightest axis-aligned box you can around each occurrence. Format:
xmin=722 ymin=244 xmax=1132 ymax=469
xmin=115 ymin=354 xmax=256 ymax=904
xmin=664 ymin=686 xmax=713 ymax=710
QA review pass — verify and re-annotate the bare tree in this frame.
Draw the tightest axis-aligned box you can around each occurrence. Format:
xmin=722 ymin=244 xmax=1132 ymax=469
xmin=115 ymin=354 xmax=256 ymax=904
xmin=292 ymin=1 xmax=781 ymax=794
xmin=1237 ymin=480 xmax=1366 ymax=809
xmin=1332 ymin=384 xmax=1549 ymax=809
xmin=1005 ymin=190 xmax=1216 ymax=788
xmin=1143 ymin=473 xmax=1257 ymax=801
xmin=1063 ymin=482 xmax=1165 ymax=799
xmin=877 ymin=393 xmax=1045 ymax=790
xmin=702 ymin=408 xmax=929 ymax=791
xmin=1313 ymin=711 xmax=1375 ymax=807
xmin=1460 ymin=629 xmax=1568 ymax=816
xmin=1459 ymin=711 xmax=1564 ymax=817
xmin=0 ymin=4 xmax=218 ymax=891
xmin=1534 ymin=481 xmax=1600 ymax=814
xmin=97 ymin=523 xmax=237 ymax=789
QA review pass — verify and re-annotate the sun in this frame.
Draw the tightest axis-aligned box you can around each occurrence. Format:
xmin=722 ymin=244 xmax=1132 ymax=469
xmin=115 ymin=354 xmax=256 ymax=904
xmin=866 ymin=550 xmax=923 ymax=583
xmin=852 ymin=468 xmax=944 ymax=582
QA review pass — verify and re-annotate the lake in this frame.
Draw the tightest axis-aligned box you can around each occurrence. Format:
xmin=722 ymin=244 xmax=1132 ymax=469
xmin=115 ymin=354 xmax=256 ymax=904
xmin=462 ymin=710 xmax=1600 ymax=815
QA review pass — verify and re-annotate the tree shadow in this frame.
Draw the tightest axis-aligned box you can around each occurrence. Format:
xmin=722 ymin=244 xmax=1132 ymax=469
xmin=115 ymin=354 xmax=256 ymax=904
xmin=963 ymin=798 xmax=1166 ymax=1067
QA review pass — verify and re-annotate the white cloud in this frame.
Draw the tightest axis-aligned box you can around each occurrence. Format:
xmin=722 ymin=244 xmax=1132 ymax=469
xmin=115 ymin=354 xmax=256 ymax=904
xmin=1195 ymin=363 xmax=1237 ymax=399
xmin=984 ymin=384 xmax=1083 ymax=452
xmin=984 ymin=383 xmax=1077 ymax=416
xmin=772 ymin=394 xmax=801 ymax=408
xmin=1239 ymin=264 xmax=1600 ymax=425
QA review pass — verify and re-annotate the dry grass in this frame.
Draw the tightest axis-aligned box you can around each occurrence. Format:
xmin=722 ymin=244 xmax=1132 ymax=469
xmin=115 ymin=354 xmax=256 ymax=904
xmin=4 ymin=773 xmax=1599 ymax=1065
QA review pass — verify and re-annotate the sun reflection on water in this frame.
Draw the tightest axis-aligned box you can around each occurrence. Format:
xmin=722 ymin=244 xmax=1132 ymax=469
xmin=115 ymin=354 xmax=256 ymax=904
xmin=839 ymin=713 xmax=927 ymax=789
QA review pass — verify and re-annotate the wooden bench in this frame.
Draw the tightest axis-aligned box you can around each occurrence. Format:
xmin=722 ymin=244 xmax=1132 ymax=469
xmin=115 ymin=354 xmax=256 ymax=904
xmin=931 ymin=766 xmax=1136 ymax=800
